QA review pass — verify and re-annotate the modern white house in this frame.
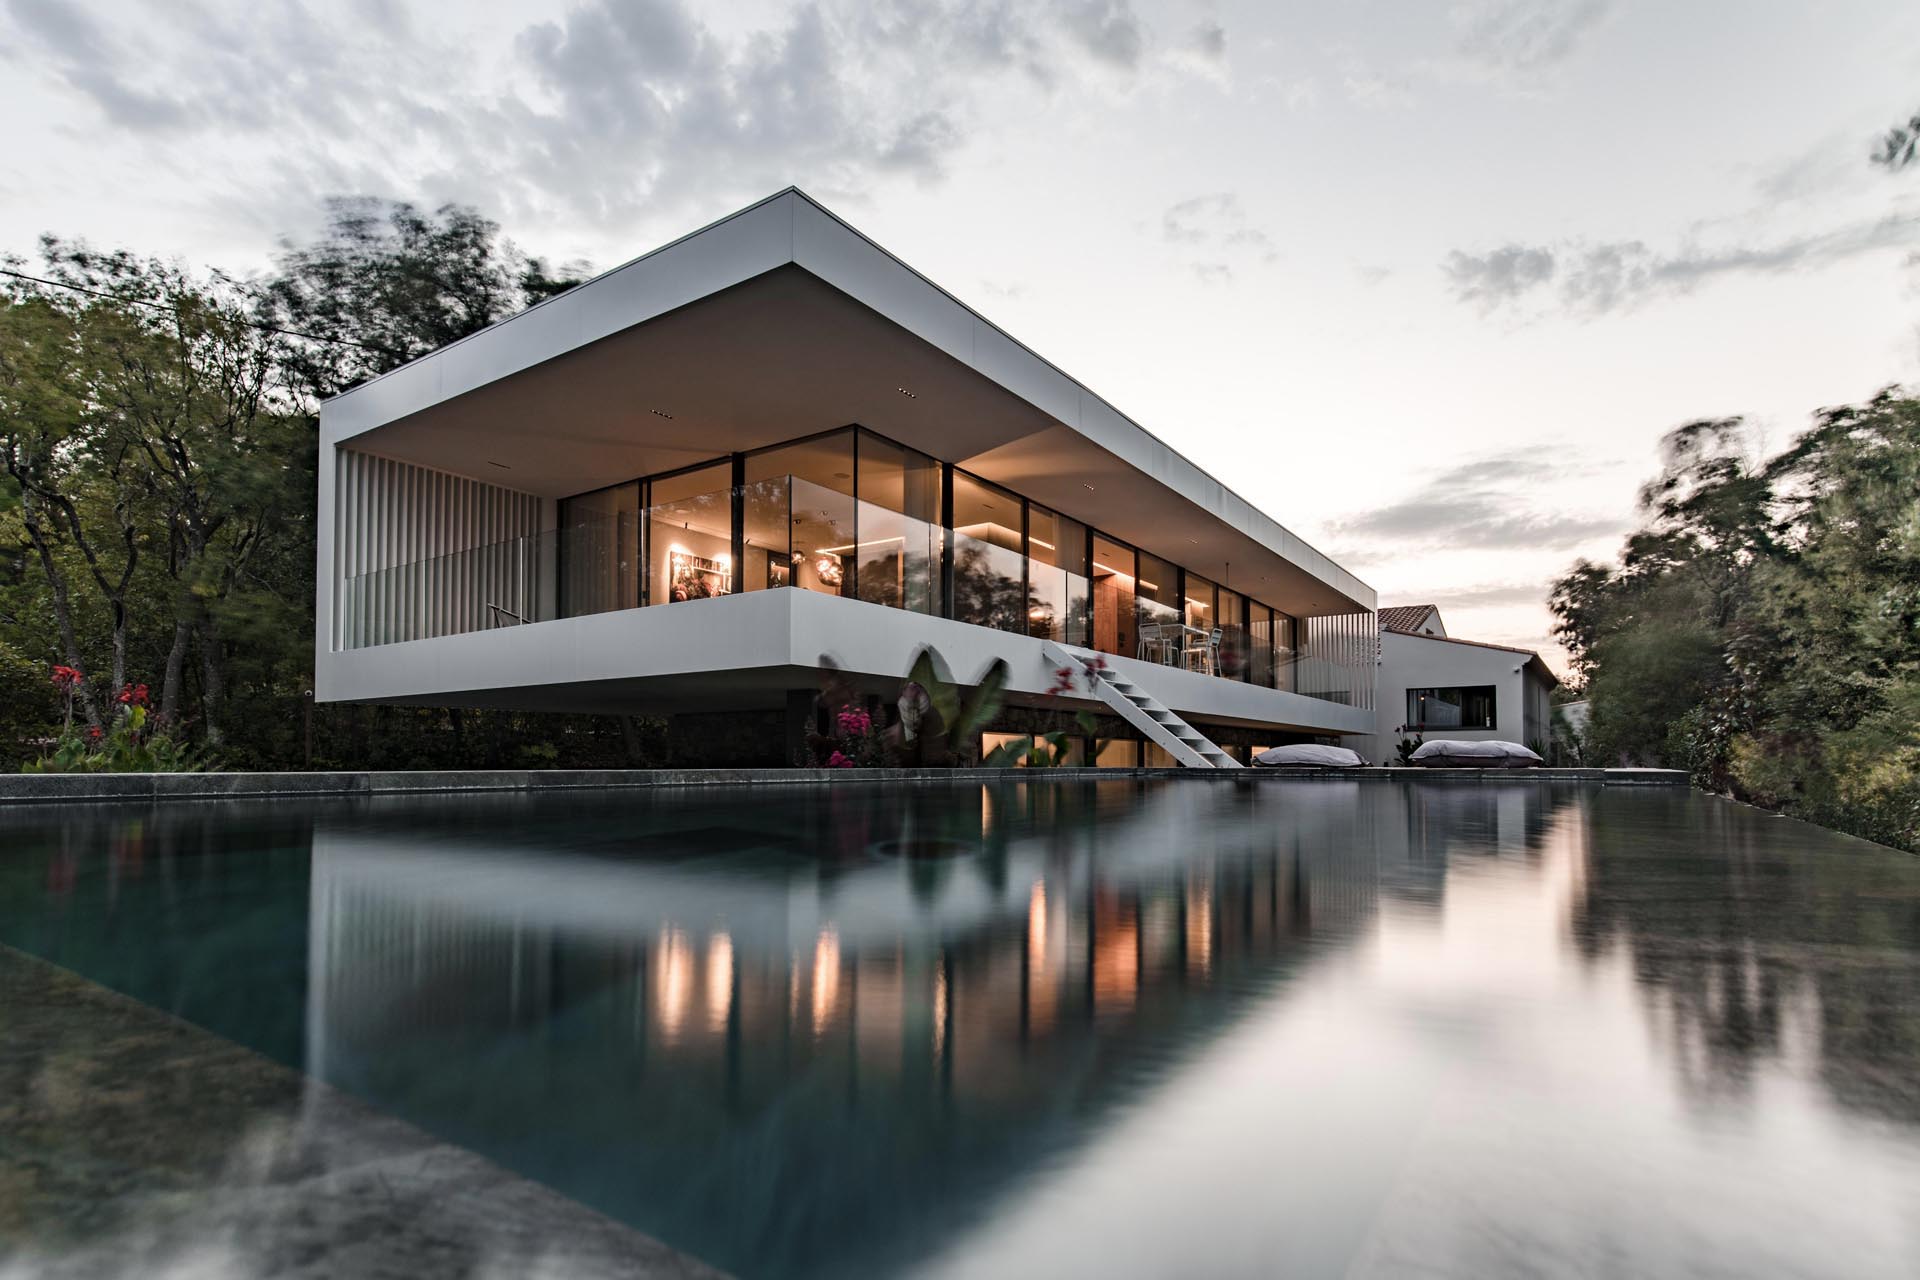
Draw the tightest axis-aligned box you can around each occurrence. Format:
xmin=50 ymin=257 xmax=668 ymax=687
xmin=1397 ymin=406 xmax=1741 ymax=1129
xmin=313 ymin=189 xmax=1377 ymax=766
xmin=1367 ymin=605 xmax=1559 ymax=763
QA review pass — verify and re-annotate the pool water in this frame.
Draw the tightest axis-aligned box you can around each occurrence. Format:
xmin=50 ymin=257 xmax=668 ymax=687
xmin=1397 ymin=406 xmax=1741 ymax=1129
xmin=1 ymin=780 xmax=1915 ymax=1277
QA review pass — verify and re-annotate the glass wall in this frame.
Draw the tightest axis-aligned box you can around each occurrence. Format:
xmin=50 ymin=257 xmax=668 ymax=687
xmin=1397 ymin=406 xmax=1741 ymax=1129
xmin=1218 ymin=588 xmax=1249 ymax=683
xmin=1136 ymin=551 xmax=1181 ymax=661
xmin=854 ymin=431 xmax=940 ymax=614
xmin=952 ymin=471 xmax=1027 ymax=633
xmin=744 ymin=433 xmax=855 ymax=598
xmin=1026 ymin=504 xmax=1089 ymax=644
xmin=527 ymin=424 xmax=1370 ymax=709
xmin=648 ymin=461 xmax=733 ymax=603
xmin=1091 ymin=534 xmax=1137 ymax=660
xmin=558 ymin=481 xmax=640 ymax=618
xmin=1272 ymin=611 xmax=1296 ymax=692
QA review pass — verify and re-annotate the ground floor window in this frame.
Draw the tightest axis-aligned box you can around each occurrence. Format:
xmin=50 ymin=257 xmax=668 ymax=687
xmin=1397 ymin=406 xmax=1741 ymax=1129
xmin=1406 ymin=686 xmax=1496 ymax=730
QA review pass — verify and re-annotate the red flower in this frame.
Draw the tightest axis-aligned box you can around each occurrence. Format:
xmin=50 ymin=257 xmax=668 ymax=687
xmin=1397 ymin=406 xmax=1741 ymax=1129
xmin=116 ymin=683 xmax=149 ymax=707
xmin=87 ymin=725 xmax=103 ymax=742
xmin=50 ymin=665 xmax=83 ymax=689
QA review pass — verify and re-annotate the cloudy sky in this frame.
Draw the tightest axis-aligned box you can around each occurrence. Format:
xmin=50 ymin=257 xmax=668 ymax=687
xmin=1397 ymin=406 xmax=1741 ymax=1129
xmin=6 ymin=0 xmax=1918 ymax=666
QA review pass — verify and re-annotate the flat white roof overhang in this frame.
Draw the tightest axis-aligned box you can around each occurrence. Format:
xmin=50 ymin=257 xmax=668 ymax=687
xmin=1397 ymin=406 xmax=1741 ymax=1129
xmin=322 ymin=189 xmax=1373 ymax=618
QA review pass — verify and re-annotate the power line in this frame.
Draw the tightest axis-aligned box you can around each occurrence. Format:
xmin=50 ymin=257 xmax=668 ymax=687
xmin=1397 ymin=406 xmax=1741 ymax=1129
xmin=0 ymin=266 xmax=404 ymax=357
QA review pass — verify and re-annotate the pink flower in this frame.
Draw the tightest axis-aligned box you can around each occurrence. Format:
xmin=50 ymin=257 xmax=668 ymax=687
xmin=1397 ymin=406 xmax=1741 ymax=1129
xmin=836 ymin=707 xmax=872 ymax=737
xmin=826 ymin=750 xmax=854 ymax=769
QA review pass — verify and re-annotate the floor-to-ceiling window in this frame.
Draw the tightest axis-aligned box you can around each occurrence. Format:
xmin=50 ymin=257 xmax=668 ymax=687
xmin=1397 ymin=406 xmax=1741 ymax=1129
xmin=1027 ymin=504 xmax=1089 ymax=644
xmin=541 ymin=424 xmax=1358 ymax=705
xmin=647 ymin=461 xmax=733 ymax=603
xmin=854 ymin=431 xmax=940 ymax=614
xmin=1091 ymin=534 xmax=1137 ymax=660
xmin=557 ymin=481 xmax=639 ymax=618
xmin=1271 ymin=609 xmax=1296 ymax=691
xmin=1218 ymin=587 xmax=1249 ymax=682
xmin=1136 ymin=551 xmax=1181 ymax=661
xmin=952 ymin=471 xmax=1027 ymax=633
xmin=744 ymin=431 xmax=856 ymax=598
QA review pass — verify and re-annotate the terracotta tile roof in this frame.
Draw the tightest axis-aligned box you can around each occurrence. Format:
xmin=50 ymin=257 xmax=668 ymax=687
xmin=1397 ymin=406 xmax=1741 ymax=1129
xmin=1377 ymin=604 xmax=1438 ymax=633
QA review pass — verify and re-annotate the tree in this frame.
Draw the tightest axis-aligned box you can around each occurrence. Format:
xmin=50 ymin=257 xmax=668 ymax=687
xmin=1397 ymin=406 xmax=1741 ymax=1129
xmin=1872 ymin=109 xmax=1920 ymax=171
xmin=263 ymin=198 xmax=587 ymax=400
xmin=1551 ymin=390 xmax=1920 ymax=849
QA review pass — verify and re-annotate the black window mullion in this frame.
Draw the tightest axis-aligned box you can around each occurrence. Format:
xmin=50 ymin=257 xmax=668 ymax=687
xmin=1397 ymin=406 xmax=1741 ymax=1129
xmin=730 ymin=453 xmax=745 ymax=590
xmin=1019 ymin=498 xmax=1030 ymax=637
xmin=940 ymin=463 xmax=955 ymax=619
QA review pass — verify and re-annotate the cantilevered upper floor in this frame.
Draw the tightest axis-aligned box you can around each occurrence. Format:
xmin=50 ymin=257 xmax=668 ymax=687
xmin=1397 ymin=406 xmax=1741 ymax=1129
xmin=315 ymin=189 xmax=1376 ymax=737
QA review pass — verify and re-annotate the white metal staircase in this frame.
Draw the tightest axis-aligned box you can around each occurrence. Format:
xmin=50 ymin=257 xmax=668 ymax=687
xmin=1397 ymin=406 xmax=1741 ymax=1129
xmin=1041 ymin=641 xmax=1243 ymax=769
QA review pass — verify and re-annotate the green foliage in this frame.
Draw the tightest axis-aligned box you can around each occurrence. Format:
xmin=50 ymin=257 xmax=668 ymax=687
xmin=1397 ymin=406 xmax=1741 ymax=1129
xmin=0 ymin=199 xmax=634 ymax=775
xmin=1553 ymin=389 xmax=1920 ymax=850
xmin=263 ymin=198 xmax=588 ymax=400
xmin=25 ymin=701 xmax=211 ymax=774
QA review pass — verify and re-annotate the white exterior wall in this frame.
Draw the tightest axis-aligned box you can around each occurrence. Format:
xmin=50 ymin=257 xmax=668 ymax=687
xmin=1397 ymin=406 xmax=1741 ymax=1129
xmin=1367 ymin=631 xmax=1549 ymax=762
xmin=315 ymin=588 xmax=1374 ymax=738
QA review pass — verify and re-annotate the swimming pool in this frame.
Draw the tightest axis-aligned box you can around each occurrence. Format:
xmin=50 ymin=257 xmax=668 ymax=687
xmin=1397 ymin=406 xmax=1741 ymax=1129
xmin=1 ymin=779 xmax=1914 ymax=1277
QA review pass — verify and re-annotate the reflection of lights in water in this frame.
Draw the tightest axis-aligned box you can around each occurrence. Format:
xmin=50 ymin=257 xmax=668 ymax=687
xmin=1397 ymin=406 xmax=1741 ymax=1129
xmin=656 ymin=928 xmax=693 ymax=1044
xmin=1029 ymin=883 xmax=1048 ymax=960
xmin=811 ymin=928 xmax=841 ymax=1038
xmin=981 ymin=785 xmax=993 ymax=835
xmin=1092 ymin=895 xmax=1139 ymax=1014
xmin=1028 ymin=882 xmax=1056 ymax=1034
xmin=933 ymin=955 xmax=948 ymax=1057
xmin=1187 ymin=875 xmax=1214 ymax=980
xmin=706 ymin=932 xmax=733 ymax=1032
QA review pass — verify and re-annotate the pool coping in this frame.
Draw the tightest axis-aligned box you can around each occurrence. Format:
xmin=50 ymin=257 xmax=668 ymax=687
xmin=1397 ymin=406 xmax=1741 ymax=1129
xmin=0 ymin=766 xmax=1690 ymax=805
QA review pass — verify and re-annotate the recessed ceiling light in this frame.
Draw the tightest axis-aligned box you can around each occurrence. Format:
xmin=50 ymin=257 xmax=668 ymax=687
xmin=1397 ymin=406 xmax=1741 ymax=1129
xmin=896 ymin=387 xmax=918 ymax=399
xmin=1082 ymin=482 xmax=1095 ymax=491
xmin=649 ymin=408 xmax=674 ymax=419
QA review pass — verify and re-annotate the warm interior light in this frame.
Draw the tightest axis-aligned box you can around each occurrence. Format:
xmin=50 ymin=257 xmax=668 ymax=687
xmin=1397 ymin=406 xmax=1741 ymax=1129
xmin=816 ymin=536 xmax=905 ymax=555
xmin=1029 ymin=537 xmax=1056 ymax=551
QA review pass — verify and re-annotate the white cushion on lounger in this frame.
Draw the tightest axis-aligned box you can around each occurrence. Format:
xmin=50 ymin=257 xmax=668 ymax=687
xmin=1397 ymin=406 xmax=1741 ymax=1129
xmin=1253 ymin=744 xmax=1365 ymax=768
xmin=1409 ymin=739 xmax=1542 ymax=767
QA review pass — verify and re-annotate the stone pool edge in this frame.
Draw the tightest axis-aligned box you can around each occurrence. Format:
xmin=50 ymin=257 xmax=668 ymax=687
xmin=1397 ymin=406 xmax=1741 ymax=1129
xmin=0 ymin=765 xmax=1689 ymax=804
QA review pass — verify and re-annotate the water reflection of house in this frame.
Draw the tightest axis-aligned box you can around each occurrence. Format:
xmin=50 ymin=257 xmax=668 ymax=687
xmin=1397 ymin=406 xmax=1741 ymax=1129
xmin=300 ymin=783 xmax=1393 ymax=1276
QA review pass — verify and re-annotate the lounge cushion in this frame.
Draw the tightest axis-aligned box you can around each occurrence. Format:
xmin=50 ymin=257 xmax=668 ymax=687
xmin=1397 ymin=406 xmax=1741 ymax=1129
xmin=1253 ymin=744 xmax=1366 ymax=768
xmin=1408 ymin=739 xmax=1542 ymax=768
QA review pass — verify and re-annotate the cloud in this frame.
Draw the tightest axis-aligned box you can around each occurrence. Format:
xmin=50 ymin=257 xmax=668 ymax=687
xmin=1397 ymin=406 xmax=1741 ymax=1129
xmin=1422 ymin=580 xmax=1554 ymax=609
xmin=1161 ymin=192 xmax=1278 ymax=279
xmin=1443 ymin=243 xmax=1556 ymax=309
xmin=1326 ymin=450 xmax=1620 ymax=560
xmin=1449 ymin=0 xmax=1614 ymax=75
xmin=1444 ymin=213 xmax=1920 ymax=314
xmin=1188 ymin=21 xmax=1227 ymax=61
xmin=6 ymin=0 xmax=1213 ymax=233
